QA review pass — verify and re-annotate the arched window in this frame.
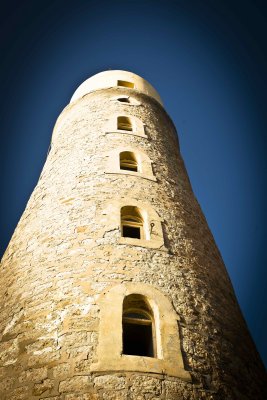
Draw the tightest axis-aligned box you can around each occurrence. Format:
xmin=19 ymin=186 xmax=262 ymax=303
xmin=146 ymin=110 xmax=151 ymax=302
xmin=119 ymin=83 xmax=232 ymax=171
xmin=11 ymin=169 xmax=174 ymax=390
xmin=122 ymin=294 xmax=156 ymax=358
xmin=117 ymin=116 xmax=133 ymax=131
xmin=92 ymin=282 xmax=191 ymax=380
xmin=121 ymin=206 xmax=144 ymax=239
xmin=120 ymin=151 xmax=138 ymax=172
xmin=106 ymin=148 xmax=156 ymax=182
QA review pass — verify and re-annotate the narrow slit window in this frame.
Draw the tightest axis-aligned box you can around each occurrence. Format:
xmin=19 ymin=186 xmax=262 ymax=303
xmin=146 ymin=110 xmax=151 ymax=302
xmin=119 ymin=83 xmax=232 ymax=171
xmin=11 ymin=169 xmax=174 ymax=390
xmin=121 ymin=206 xmax=144 ymax=239
xmin=117 ymin=97 xmax=130 ymax=103
xmin=120 ymin=152 xmax=138 ymax=172
xmin=122 ymin=294 xmax=156 ymax=358
xmin=117 ymin=80 xmax=135 ymax=89
xmin=117 ymin=116 xmax=133 ymax=131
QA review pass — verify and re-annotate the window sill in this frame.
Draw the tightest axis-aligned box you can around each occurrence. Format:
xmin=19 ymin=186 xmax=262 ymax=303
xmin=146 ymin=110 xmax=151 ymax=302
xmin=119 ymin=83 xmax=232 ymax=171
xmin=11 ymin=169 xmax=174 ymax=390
xmin=119 ymin=236 xmax=165 ymax=249
xmin=111 ymin=100 xmax=141 ymax=107
xmin=105 ymin=171 xmax=157 ymax=182
xmin=105 ymin=130 xmax=147 ymax=139
xmin=91 ymin=355 xmax=191 ymax=381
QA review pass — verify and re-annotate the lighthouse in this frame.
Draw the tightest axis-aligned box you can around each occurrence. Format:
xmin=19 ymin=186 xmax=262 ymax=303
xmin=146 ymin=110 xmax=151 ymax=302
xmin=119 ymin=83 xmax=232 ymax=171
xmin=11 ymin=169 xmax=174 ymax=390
xmin=0 ymin=70 xmax=266 ymax=399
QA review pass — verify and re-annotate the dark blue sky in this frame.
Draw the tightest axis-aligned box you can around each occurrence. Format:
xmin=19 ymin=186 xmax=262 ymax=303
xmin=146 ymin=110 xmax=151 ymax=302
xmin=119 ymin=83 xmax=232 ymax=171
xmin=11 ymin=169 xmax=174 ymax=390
xmin=0 ymin=1 xmax=266 ymax=367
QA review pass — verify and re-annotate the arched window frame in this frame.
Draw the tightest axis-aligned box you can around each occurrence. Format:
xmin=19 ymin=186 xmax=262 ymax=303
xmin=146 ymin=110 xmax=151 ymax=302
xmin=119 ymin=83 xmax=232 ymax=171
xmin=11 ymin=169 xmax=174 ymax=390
xmin=119 ymin=151 xmax=139 ymax=172
xmin=105 ymin=147 xmax=156 ymax=182
xmin=122 ymin=295 xmax=156 ymax=358
xmin=105 ymin=114 xmax=147 ymax=138
xmin=119 ymin=202 xmax=161 ymax=247
xmin=117 ymin=116 xmax=133 ymax=132
xmin=121 ymin=206 xmax=145 ymax=240
xmin=91 ymin=283 xmax=191 ymax=381
xmin=100 ymin=200 xmax=164 ymax=249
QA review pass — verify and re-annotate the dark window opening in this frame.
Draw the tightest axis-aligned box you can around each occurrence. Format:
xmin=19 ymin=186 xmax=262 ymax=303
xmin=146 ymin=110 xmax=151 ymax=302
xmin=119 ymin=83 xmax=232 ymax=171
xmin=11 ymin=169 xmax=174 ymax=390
xmin=123 ymin=322 xmax=154 ymax=357
xmin=121 ymin=165 xmax=137 ymax=172
xmin=123 ymin=225 xmax=141 ymax=239
xmin=118 ymin=80 xmax=135 ymax=89
xmin=122 ymin=294 xmax=156 ymax=358
xmin=120 ymin=151 xmax=138 ymax=172
xmin=117 ymin=116 xmax=133 ymax=131
xmin=118 ymin=97 xmax=130 ymax=103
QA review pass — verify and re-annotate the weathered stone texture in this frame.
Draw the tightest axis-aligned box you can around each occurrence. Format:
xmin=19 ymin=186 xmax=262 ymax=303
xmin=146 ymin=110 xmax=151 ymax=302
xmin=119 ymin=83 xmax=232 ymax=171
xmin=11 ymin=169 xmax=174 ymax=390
xmin=0 ymin=81 xmax=266 ymax=400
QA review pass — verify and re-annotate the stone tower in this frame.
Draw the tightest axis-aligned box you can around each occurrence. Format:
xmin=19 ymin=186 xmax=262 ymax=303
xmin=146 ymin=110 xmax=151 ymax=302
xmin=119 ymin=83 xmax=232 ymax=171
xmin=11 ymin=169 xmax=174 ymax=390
xmin=0 ymin=70 xmax=266 ymax=400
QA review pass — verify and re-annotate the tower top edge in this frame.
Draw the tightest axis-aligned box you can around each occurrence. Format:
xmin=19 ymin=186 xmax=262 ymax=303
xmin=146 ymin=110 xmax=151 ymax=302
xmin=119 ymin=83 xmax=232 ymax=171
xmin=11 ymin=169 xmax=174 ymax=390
xmin=70 ymin=70 xmax=163 ymax=105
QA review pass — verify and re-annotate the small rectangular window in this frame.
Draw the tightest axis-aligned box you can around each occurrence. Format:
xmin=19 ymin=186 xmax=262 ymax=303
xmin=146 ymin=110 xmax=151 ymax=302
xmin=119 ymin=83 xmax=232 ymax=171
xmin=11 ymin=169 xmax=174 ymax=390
xmin=118 ymin=80 xmax=135 ymax=89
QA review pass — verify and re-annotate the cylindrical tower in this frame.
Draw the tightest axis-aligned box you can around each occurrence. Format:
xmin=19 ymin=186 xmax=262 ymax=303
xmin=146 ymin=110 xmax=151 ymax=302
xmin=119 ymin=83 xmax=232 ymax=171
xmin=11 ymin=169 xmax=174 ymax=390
xmin=0 ymin=70 xmax=266 ymax=400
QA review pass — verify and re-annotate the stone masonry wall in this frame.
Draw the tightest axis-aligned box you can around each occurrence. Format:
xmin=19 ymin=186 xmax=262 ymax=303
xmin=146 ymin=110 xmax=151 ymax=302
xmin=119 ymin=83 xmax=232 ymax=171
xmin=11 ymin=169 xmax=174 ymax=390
xmin=0 ymin=87 xmax=266 ymax=399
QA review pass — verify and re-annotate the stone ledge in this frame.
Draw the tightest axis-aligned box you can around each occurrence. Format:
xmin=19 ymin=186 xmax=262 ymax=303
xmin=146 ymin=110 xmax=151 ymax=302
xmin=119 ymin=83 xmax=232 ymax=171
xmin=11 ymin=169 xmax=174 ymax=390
xmin=91 ymin=356 xmax=191 ymax=381
xmin=105 ymin=171 xmax=157 ymax=182
xmin=104 ymin=131 xmax=148 ymax=139
xmin=118 ymin=237 xmax=165 ymax=249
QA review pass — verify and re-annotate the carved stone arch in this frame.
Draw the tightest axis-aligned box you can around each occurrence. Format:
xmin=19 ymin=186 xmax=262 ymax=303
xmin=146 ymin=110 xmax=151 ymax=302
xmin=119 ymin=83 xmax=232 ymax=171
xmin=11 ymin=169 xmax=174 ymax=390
xmin=104 ymin=146 xmax=156 ymax=181
xmin=99 ymin=199 xmax=165 ymax=249
xmin=98 ymin=197 xmax=164 ymax=251
xmin=91 ymin=282 xmax=191 ymax=381
xmin=105 ymin=113 xmax=147 ymax=138
xmin=119 ymin=199 xmax=164 ymax=248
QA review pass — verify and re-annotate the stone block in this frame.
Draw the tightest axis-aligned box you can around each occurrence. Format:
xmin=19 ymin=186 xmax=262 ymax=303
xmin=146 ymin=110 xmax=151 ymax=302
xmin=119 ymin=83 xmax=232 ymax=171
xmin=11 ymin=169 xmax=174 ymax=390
xmin=74 ymin=359 xmax=91 ymax=373
xmin=52 ymin=362 xmax=71 ymax=379
xmin=19 ymin=366 xmax=48 ymax=383
xmin=26 ymin=338 xmax=57 ymax=353
xmin=41 ymin=397 xmax=62 ymax=400
xmin=0 ymin=376 xmax=15 ymax=392
xmin=66 ymin=345 xmax=90 ymax=360
xmin=65 ymin=394 xmax=98 ymax=400
xmin=129 ymin=376 xmax=161 ymax=396
xmin=33 ymin=378 xmax=54 ymax=396
xmin=59 ymin=376 xmax=92 ymax=393
xmin=0 ymin=338 xmax=19 ymax=366
xmin=7 ymin=386 xmax=30 ymax=400
xmin=28 ymin=350 xmax=60 ymax=367
xmin=102 ymin=391 xmax=128 ymax=400
xmin=94 ymin=374 xmax=126 ymax=390
xmin=58 ymin=331 xmax=92 ymax=347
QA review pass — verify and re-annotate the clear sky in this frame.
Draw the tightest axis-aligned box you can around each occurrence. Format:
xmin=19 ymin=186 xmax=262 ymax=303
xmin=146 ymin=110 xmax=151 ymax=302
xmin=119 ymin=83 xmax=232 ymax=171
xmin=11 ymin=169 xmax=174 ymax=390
xmin=0 ymin=0 xmax=266 ymax=367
